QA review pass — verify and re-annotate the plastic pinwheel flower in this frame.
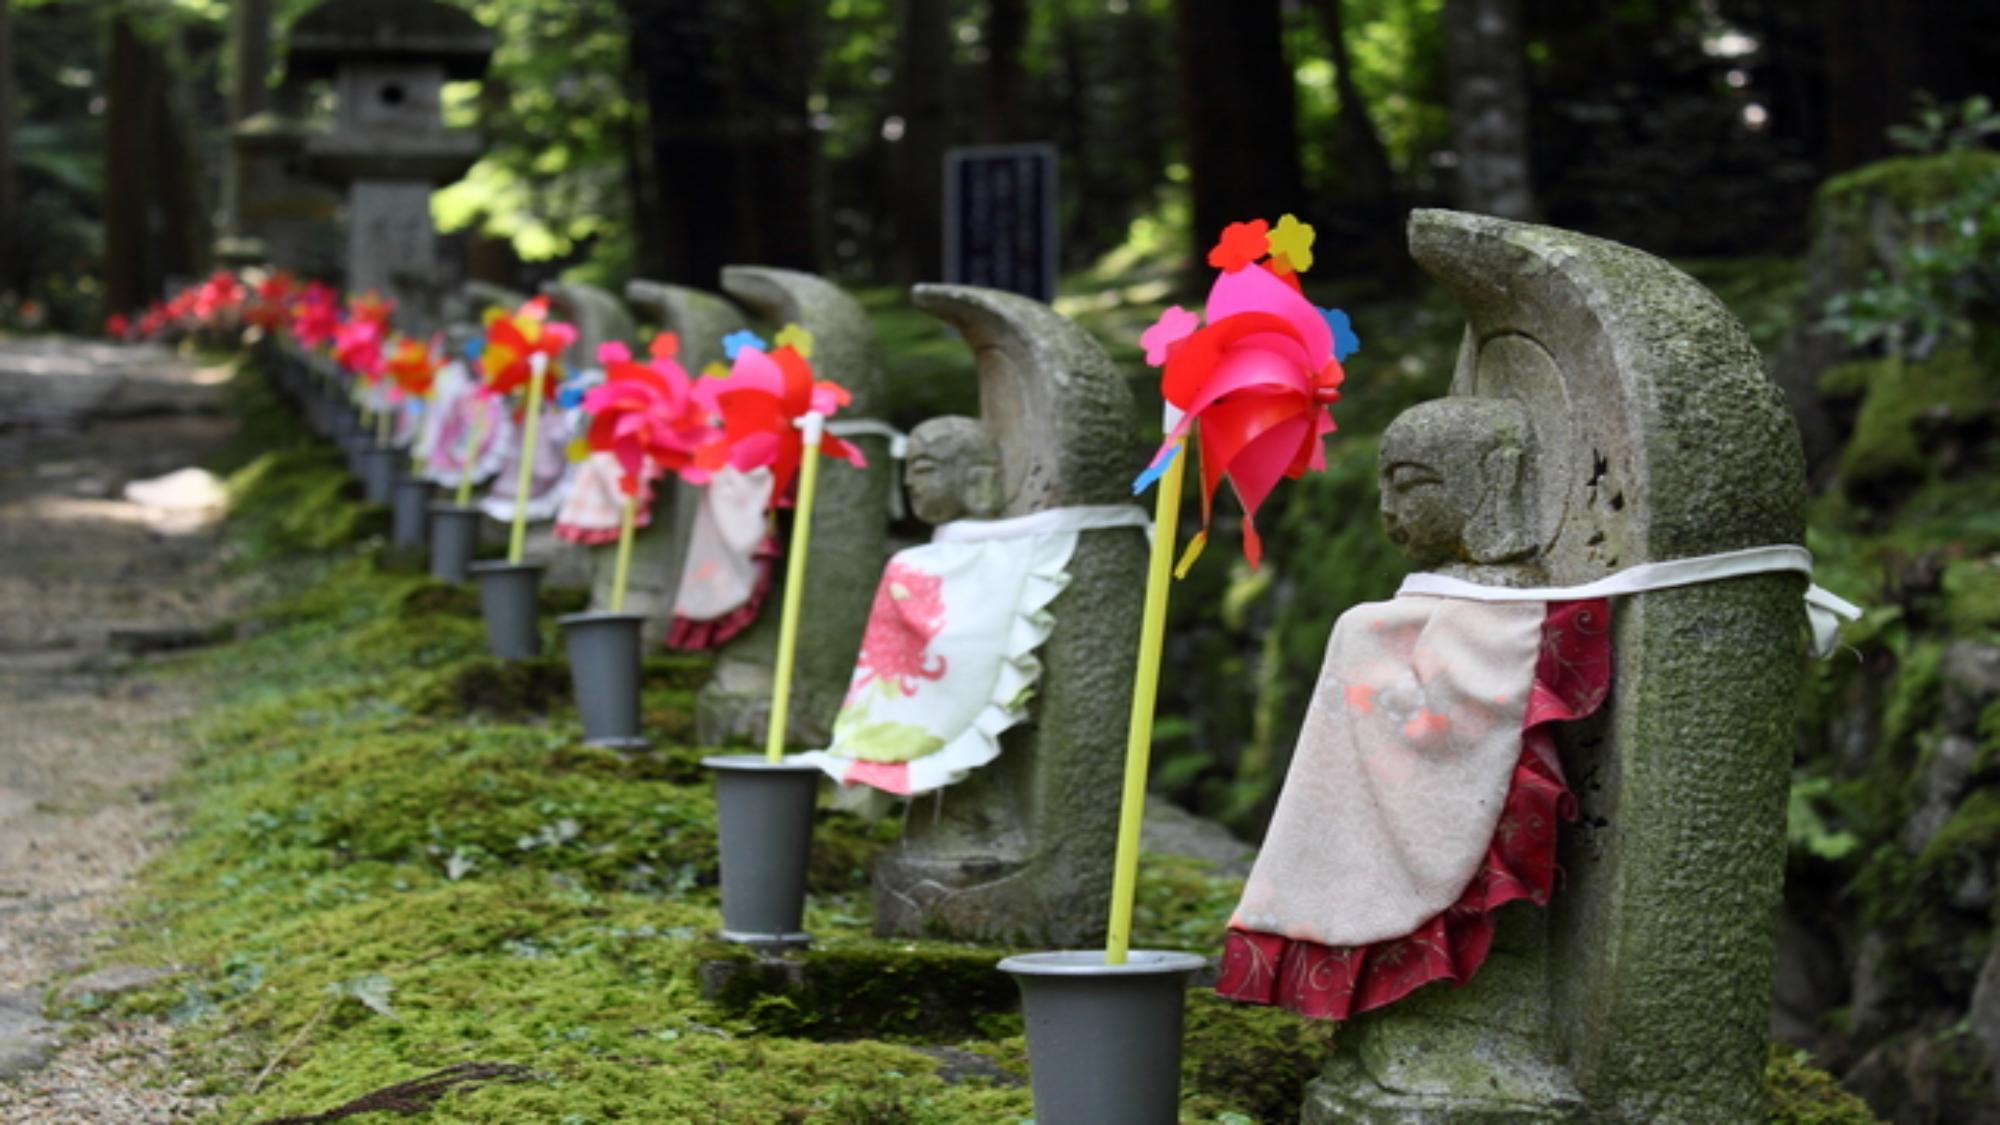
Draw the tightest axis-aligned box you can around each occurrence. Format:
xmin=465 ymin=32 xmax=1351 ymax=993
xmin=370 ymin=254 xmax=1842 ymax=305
xmin=1134 ymin=213 xmax=1360 ymax=570
xmin=693 ymin=326 xmax=865 ymax=503
xmin=332 ymin=315 xmax=386 ymax=378
xmin=289 ymin=283 xmax=341 ymax=349
xmin=384 ymin=334 xmax=443 ymax=399
xmin=346 ymin=290 xmax=396 ymax=328
xmin=581 ymin=337 xmax=715 ymax=494
xmin=478 ymin=297 xmax=576 ymax=399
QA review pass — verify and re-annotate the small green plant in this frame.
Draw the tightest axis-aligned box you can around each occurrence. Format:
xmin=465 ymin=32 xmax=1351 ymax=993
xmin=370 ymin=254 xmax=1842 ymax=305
xmin=1820 ymin=95 xmax=2000 ymax=360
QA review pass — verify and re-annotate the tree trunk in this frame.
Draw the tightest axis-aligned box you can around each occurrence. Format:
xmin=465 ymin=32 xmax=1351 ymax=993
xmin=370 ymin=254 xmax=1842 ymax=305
xmin=1173 ymin=0 xmax=1305 ymax=260
xmin=1823 ymin=0 xmax=1921 ymax=173
xmin=155 ymin=23 xmax=213 ymax=279
xmin=725 ymin=0 xmax=821 ymax=272
xmin=1307 ymin=0 xmax=1405 ymax=278
xmin=103 ymin=14 xmax=160 ymax=316
xmin=619 ymin=0 xmax=820 ymax=286
xmin=980 ymin=0 xmax=1027 ymax=145
xmin=0 ymin=0 xmax=16 ymax=296
xmin=222 ymin=0 xmax=273 ymax=243
xmin=890 ymin=0 xmax=948 ymax=283
xmin=1442 ymin=0 xmax=1537 ymax=220
xmin=619 ymin=0 xmax=741 ymax=287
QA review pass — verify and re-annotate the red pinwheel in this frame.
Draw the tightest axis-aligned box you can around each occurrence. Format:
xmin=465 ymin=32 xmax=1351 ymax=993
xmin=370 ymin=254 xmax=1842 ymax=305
xmin=693 ymin=332 xmax=864 ymax=504
xmin=384 ymin=334 xmax=443 ymax=398
xmin=581 ymin=339 xmax=714 ymax=494
xmin=479 ymin=297 xmax=575 ymax=400
xmin=1137 ymin=214 xmax=1355 ymax=568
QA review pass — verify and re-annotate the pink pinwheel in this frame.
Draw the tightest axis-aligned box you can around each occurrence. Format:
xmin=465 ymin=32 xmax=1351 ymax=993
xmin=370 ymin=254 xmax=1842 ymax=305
xmin=581 ymin=339 xmax=714 ymax=493
xmin=692 ymin=333 xmax=864 ymax=504
xmin=1136 ymin=214 xmax=1357 ymax=568
xmin=333 ymin=315 xmax=387 ymax=378
xmin=290 ymin=283 xmax=341 ymax=349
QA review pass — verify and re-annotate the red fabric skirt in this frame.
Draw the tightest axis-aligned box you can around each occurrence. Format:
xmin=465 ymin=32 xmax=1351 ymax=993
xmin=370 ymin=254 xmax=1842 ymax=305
xmin=662 ymin=534 xmax=780 ymax=651
xmin=1215 ymin=598 xmax=1612 ymax=1020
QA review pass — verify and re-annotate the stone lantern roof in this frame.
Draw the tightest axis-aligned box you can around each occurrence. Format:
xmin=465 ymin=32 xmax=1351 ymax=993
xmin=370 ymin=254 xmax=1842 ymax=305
xmin=286 ymin=0 xmax=494 ymax=82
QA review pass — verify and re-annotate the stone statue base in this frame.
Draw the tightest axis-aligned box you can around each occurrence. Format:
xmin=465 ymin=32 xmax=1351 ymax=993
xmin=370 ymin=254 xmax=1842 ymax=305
xmin=1302 ymin=907 xmax=1584 ymax=1124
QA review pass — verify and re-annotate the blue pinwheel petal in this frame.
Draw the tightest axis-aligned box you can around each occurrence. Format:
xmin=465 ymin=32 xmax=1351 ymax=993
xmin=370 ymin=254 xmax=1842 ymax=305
xmin=721 ymin=330 xmax=768 ymax=360
xmin=1320 ymin=308 xmax=1361 ymax=361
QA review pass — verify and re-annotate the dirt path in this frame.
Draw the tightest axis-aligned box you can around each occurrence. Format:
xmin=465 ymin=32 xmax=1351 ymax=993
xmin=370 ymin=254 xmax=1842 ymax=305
xmin=0 ymin=337 xmax=242 ymax=1121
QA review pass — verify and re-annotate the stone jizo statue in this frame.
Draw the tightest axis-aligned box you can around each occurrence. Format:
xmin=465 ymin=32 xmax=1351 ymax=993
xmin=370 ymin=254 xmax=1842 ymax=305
xmin=902 ymin=417 xmax=1004 ymax=525
xmin=1224 ymin=209 xmax=1816 ymax=1124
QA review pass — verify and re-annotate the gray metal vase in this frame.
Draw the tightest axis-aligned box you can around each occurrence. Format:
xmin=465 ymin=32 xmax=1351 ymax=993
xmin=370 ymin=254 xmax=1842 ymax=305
xmin=427 ymin=503 xmax=483 ymax=583
xmin=390 ymin=476 xmax=435 ymax=548
xmin=558 ymin=612 xmax=647 ymax=748
xmin=361 ymin=445 xmax=399 ymax=504
xmin=702 ymin=755 xmax=822 ymax=947
xmin=341 ymin=429 xmax=370 ymax=478
xmin=997 ymin=949 xmax=1209 ymax=1125
xmin=469 ymin=560 xmax=544 ymax=660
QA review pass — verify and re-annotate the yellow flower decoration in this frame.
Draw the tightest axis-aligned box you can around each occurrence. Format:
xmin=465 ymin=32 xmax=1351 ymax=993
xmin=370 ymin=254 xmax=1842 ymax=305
xmin=1267 ymin=213 xmax=1316 ymax=274
xmin=701 ymin=361 xmax=730 ymax=379
xmin=566 ymin=437 xmax=591 ymax=463
xmin=774 ymin=323 xmax=815 ymax=359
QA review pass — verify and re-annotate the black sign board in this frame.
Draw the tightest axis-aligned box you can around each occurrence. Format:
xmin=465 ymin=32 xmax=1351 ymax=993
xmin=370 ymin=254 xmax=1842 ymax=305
xmin=943 ymin=144 xmax=1059 ymax=303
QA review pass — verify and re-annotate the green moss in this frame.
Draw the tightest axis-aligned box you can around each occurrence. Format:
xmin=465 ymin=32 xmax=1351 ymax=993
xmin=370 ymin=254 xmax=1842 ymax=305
xmin=696 ymin=941 xmax=1024 ymax=1042
xmin=1766 ymin=1045 xmax=1884 ymax=1124
xmin=1834 ymin=349 xmax=1995 ymax=493
xmin=1180 ymin=993 xmax=1330 ymax=1123
xmin=1940 ymin=557 xmax=2000 ymax=634
xmin=1817 ymin=150 xmax=2000 ymax=221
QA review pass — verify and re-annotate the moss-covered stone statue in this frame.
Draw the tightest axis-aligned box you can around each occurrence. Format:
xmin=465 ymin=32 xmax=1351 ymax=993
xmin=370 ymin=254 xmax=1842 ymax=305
xmin=847 ymin=284 xmax=1148 ymax=947
xmin=1230 ymin=209 xmax=1812 ymax=1123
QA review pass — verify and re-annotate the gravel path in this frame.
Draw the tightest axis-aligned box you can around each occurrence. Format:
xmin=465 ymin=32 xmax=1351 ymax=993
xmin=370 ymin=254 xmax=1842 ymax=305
xmin=0 ymin=337 xmax=241 ymax=1122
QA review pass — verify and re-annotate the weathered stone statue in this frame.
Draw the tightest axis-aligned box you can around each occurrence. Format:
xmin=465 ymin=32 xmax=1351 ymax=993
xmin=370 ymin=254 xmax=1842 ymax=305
xmin=865 ymin=284 xmax=1148 ymax=947
xmin=693 ymin=268 xmax=895 ymax=747
xmin=1295 ymin=210 xmax=1808 ymax=1121
xmin=614 ymin=282 xmax=753 ymax=644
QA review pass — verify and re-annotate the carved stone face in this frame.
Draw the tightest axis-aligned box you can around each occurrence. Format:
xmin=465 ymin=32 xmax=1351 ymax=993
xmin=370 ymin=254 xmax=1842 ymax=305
xmin=905 ymin=416 xmax=1003 ymax=525
xmin=1378 ymin=398 xmax=1534 ymax=568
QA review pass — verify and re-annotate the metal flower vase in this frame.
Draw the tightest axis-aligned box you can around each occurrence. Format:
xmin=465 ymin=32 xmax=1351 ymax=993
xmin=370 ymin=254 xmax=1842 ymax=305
xmin=702 ymin=755 xmax=822 ymax=947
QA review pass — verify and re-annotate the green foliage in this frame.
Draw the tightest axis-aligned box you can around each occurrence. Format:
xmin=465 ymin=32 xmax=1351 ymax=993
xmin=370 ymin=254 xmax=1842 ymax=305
xmin=1766 ymin=1046 xmax=1884 ymax=1125
xmin=1819 ymin=99 xmax=2000 ymax=361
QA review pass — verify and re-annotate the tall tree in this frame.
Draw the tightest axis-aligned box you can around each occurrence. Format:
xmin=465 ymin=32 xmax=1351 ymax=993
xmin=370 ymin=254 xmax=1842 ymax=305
xmin=1442 ymin=0 xmax=1537 ymax=220
xmin=102 ymin=12 xmax=210 ymax=315
xmin=221 ymin=0 xmax=273 ymax=244
xmin=1306 ymin=0 xmax=1403 ymax=276
xmin=619 ymin=0 xmax=820 ymax=285
xmin=980 ymin=0 xmax=1027 ymax=145
xmin=889 ymin=0 xmax=948 ymax=282
xmin=1173 ymin=0 xmax=1305 ymax=259
xmin=0 ymin=0 xmax=16 ymax=295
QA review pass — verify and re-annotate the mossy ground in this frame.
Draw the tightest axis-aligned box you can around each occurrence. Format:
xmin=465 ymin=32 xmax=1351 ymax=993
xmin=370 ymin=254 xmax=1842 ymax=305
xmin=77 ymin=360 xmax=1307 ymax=1123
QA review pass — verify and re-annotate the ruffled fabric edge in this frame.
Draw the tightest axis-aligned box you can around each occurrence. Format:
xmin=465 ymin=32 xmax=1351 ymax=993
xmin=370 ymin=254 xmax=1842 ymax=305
xmin=801 ymin=530 xmax=1080 ymax=798
xmin=1215 ymin=597 xmax=1611 ymax=1021
xmin=554 ymin=505 xmax=653 ymax=546
xmin=663 ymin=534 xmax=779 ymax=650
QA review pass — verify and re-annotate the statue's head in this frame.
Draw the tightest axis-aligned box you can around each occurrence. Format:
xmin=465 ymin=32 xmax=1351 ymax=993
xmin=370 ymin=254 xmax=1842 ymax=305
xmin=1378 ymin=398 xmax=1537 ymax=569
xmin=905 ymin=415 xmax=1004 ymax=525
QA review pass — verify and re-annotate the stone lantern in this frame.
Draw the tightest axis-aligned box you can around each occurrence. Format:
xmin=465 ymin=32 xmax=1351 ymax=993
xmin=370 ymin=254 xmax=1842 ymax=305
xmin=286 ymin=0 xmax=494 ymax=328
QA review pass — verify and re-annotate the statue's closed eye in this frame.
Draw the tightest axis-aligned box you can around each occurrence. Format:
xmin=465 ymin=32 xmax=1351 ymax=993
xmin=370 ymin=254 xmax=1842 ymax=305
xmin=1384 ymin=463 xmax=1443 ymax=490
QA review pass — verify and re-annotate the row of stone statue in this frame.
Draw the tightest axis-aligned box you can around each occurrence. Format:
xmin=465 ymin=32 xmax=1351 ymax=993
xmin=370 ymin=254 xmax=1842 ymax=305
xmin=424 ymin=209 xmax=1810 ymax=1122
